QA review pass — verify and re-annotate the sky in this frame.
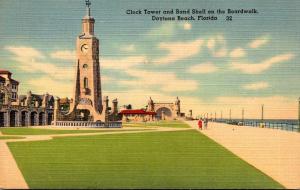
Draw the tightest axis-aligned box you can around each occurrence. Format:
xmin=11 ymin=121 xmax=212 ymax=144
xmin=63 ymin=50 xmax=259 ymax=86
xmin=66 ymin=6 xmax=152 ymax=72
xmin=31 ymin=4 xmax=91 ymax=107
xmin=0 ymin=0 xmax=299 ymax=119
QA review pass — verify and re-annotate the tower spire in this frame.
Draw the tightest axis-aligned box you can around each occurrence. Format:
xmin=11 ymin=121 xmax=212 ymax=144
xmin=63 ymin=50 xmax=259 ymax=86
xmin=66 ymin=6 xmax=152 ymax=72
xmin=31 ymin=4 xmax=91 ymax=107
xmin=82 ymin=0 xmax=95 ymax=35
xmin=85 ymin=0 xmax=91 ymax=17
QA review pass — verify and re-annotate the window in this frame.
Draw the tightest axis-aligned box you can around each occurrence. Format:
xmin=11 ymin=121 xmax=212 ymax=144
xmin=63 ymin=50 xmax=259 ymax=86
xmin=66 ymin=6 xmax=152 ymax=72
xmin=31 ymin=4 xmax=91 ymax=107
xmin=12 ymin=92 xmax=17 ymax=99
xmin=0 ymin=94 xmax=4 ymax=104
xmin=84 ymin=77 xmax=88 ymax=88
xmin=83 ymin=64 xmax=88 ymax=69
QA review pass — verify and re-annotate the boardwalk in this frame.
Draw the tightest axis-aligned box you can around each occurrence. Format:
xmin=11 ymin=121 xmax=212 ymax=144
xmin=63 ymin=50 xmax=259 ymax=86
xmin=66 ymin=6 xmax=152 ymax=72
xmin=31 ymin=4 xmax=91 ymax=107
xmin=185 ymin=121 xmax=300 ymax=189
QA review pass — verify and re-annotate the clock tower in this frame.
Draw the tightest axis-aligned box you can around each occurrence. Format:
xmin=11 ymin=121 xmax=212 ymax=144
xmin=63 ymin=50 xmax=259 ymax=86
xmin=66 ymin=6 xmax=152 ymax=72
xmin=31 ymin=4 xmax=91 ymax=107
xmin=67 ymin=0 xmax=105 ymax=121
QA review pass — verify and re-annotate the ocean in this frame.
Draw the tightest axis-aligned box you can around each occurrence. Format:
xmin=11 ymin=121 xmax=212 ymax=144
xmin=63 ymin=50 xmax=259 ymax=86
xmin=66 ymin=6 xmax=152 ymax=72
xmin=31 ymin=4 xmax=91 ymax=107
xmin=216 ymin=119 xmax=299 ymax=132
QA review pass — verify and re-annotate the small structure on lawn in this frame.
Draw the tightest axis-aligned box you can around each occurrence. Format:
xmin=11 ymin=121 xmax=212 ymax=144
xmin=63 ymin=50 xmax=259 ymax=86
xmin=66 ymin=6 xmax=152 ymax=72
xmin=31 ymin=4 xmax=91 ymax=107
xmin=119 ymin=109 xmax=156 ymax=122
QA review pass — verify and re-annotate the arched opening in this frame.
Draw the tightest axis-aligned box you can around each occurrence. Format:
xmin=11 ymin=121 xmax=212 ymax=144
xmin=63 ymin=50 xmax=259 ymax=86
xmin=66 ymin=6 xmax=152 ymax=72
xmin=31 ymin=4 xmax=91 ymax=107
xmin=48 ymin=96 xmax=54 ymax=109
xmin=39 ymin=112 xmax=45 ymax=126
xmin=10 ymin=110 xmax=18 ymax=127
xmin=0 ymin=112 xmax=5 ymax=127
xmin=30 ymin=112 xmax=37 ymax=126
xmin=156 ymin=107 xmax=172 ymax=120
xmin=47 ymin=113 xmax=53 ymax=125
xmin=77 ymin=109 xmax=91 ymax=121
xmin=84 ymin=77 xmax=88 ymax=88
xmin=21 ymin=111 xmax=28 ymax=126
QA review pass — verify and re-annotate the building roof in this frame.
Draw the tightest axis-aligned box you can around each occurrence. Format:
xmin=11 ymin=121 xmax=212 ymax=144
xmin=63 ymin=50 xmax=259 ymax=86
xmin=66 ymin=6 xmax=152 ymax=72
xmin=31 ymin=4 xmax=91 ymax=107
xmin=0 ymin=70 xmax=12 ymax=75
xmin=10 ymin=78 xmax=19 ymax=84
xmin=119 ymin=109 xmax=156 ymax=115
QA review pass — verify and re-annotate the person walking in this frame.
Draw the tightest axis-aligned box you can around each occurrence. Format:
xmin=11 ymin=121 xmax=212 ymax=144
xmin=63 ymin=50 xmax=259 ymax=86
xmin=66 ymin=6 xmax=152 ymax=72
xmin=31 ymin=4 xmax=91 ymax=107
xmin=204 ymin=118 xmax=208 ymax=129
xmin=198 ymin=118 xmax=203 ymax=130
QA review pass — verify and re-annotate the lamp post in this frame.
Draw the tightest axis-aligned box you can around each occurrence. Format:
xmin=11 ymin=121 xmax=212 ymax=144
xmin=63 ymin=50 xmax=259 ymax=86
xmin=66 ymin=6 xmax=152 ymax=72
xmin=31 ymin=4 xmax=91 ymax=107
xmin=221 ymin=111 xmax=223 ymax=122
xmin=298 ymin=97 xmax=300 ymax=131
xmin=261 ymin=104 xmax=264 ymax=123
xmin=242 ymin=108 xmax=244 ymax=124
xmin=214 ymin=112 xmax=216 ymax=122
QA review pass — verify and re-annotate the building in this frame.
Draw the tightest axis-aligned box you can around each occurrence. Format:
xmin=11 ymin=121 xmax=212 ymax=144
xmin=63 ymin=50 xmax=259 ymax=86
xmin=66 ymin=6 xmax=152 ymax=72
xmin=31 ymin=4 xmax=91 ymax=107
xmin=0 ymin=70 xmax=19 ymax=105
xmin=119 ymin=97 xmax=184 ymax=122
xmin=0 ymin=70 xmax=54 ymax=127
xmin=146 ymin=97 xmax=183 ymax=120
xmin=119 ymin=109 xmax=156 ymax=122
xmin=54 ymin=1 xmax=119 ymax=126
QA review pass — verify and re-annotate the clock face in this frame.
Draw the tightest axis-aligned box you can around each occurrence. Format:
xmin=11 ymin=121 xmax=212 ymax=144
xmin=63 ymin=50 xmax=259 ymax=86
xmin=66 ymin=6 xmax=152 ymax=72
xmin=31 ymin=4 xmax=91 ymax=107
xmin=81 ymin=44 xmax=89 ymax=53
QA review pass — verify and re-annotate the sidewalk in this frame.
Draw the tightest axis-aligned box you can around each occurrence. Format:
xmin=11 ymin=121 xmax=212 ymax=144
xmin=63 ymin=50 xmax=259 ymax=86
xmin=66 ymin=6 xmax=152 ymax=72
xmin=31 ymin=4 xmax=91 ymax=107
xmin=185 ymin=120 xmax=300 ymax=189
xmin=0 ymin=141 xmax=29 ymax=189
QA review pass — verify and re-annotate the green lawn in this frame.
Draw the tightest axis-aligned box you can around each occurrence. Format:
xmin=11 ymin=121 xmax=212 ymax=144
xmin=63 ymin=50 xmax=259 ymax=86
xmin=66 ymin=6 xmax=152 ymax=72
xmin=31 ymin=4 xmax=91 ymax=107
xmin=8 ymin=130 xmax=283 ymax=189
xmin=0 ymin=128 xmax=146 ymax=135
xmin=123 ymin=120 xmax=190 ymax=128
xmin=0 ymin=136 xmax=25 ymax=140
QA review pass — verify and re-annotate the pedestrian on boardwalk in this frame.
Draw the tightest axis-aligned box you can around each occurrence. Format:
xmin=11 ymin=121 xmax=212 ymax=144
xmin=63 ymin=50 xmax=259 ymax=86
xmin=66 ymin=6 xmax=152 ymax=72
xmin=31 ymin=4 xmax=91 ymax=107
xmin=198 ymin=118 xmax=203 ymax=130
xmin=204 ymin=118 xmax=208 ymax=129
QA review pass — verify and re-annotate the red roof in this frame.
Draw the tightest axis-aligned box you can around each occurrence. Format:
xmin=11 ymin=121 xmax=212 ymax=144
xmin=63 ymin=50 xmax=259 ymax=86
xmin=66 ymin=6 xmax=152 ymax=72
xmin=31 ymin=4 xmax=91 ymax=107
xmin=0 ymin=70 xmax=12 ymax=74
xmin=119 ymin=109 xmax=156 ymax=115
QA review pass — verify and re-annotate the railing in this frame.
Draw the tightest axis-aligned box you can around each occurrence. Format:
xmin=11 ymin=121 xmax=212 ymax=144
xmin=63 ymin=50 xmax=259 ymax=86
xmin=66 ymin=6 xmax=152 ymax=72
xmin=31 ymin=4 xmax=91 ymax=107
xmin=215 ymin=120 xmax=299 ymax=132
xmin=54 ymin=121 xmax=122 ymax=128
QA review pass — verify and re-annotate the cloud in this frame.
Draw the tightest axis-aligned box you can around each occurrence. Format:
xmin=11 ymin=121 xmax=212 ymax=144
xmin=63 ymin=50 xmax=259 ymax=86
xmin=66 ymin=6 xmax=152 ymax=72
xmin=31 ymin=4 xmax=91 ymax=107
xmin=4 ymin=46 xmax=196 ymax=97
xmin=230 ymin=48 xmax=246 ymax=58
xmin=153 ymin=38 xmax=204 ymax=64
xmin=101 ymin=56 xmax=146 ymax=70
xmin=27 ymin=77 xmax=72 ymax=97
xmin=50 ymin=50 xmax=75 ymax=61
xmin=214 ymin=48 xmax=227 ymax=58
xmin=249 ymin=36 xmax=269 ymax=49
xmin=120 ymin=44 xmax=136 ymax=52
xmin=5 ymin=46 xmax=44 ymax=59
xmin=243 ymin=82 xmax=269 ymax=90
xmin=162 ymin=79 xmax=198 ymax=92
xmin=207 ymin=38 xmax=215 ymax=50
xmin=101 ymin=75 xmax=114 ymax=83
xmin=187 ymin=62 xmax=218 ymax=74
xmin=121 ymin=69 xmax=198 ymax=92
xmin=146 ymin=23 xmax=176 ymax=38
xmin=207 ymin=35 xmax=227 ymax=58
xmin=5 ymin=46 xmax=75 ymax=80
xmin=183 ymin=22 xmax=192 ymax=30
xmin=231 ymin=53 xmax=295 ymax=74
xmin=101 ymin=53 xmax=199 ymax=93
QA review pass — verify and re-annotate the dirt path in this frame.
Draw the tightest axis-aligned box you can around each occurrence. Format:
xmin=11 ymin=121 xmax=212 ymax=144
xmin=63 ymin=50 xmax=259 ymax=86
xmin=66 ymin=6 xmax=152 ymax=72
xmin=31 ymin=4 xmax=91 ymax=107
xmin=0 ymin=126 xmax=190 ymax=189
xmin=185 ymin=120 xmax=300 ymax=189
